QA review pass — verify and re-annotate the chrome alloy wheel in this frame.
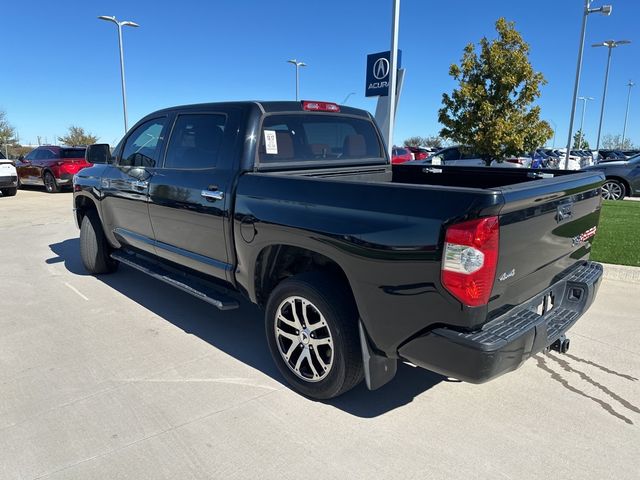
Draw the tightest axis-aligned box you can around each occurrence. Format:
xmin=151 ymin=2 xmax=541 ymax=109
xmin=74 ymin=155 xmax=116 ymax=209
xmin=601 ymin=181 xmax=624 ymax=200
xmin=274 ymin=296 xmax=334 ymax=382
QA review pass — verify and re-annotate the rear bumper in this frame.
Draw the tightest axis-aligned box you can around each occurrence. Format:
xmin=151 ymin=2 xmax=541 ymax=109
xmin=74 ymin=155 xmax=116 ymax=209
xmin=56 ymin=173 xmax=73 ymax=185
xmin=398 ymin=261 xmax=603 ymax=383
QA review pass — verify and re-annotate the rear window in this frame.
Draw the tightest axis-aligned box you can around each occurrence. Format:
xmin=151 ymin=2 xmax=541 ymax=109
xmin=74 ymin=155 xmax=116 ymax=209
xmin=258 ymin=114 xmax=384 ymax=166
xmin=61 ymin=148 xmax=86 ymax=159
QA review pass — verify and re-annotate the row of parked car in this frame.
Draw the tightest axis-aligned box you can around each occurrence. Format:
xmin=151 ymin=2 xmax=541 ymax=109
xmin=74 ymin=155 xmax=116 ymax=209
xmin=390 ymin=144 xmax=640 ymax=201
xmin=1 ymin=142 xmax=638 ymax=201
xmin=394 ymin=145 xmax=598 ymax=170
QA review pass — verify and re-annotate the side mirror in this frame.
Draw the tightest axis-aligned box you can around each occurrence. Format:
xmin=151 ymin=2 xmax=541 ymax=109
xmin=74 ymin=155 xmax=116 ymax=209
xmin=18 ymin=154 xmax=24 ymax=161
xmin=86 ymin=143 xmax=112 ymax=164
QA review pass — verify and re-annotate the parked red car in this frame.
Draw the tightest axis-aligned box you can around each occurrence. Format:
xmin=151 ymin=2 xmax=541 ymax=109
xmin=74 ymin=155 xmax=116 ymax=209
xmin=16 ymin=146 xmax=89 ymax=193
xmin=391 ymin=147 xmax=413 ymax=164
xmin=405 ymin=146 xmax=431 ymax=160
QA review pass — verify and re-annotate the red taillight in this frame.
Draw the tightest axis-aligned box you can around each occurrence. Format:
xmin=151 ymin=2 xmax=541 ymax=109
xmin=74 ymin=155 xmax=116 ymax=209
xmin=302 ymin=101 xmax=340 ymax=112
xmin=441 ymin=216 xmax=499 ymax=307
xmin=60 ymin=162 xmax=83 ymax=174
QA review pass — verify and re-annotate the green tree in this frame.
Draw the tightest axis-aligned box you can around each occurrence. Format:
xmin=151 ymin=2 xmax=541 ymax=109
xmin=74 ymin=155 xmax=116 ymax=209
xmin=438 ymin=18 xmax=552 ymax=162
xmin=0 ymin=110 xmax=17 ymax=148
xmin=58 ymin=126 xmax=98 ymax=146
xmin=573 ymin=130 xmax=589 ymax=149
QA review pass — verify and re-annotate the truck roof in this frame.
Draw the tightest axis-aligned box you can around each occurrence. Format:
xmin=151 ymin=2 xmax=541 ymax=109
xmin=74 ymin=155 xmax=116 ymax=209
xmin=152 ymin=101 xmax=371 ymax=118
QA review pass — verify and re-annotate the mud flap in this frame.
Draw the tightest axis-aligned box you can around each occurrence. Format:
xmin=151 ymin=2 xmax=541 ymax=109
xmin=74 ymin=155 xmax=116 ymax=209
xmin=359 ymin=320 xmax=397 ymax=390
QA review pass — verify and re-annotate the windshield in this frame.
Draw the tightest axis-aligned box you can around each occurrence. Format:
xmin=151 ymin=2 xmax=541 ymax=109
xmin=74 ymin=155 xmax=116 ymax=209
xmin=258 ymin=114 xmax=385 ymax=167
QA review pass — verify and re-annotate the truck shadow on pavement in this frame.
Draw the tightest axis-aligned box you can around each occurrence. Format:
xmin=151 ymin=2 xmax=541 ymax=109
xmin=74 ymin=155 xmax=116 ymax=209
xmin=48 ymin=238 xmax=446 ymax=418
xmin=535 ymin=353 xmax=639 ymax=425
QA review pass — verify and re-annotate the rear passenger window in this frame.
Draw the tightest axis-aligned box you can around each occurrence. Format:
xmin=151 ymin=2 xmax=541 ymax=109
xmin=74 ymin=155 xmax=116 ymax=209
xmin=120 ymin=118 xmax=167 ymax=167
xmin=258 ymin=114 xmax=384 ymax=165
xmin=34 ymin=149 xmax=51 ymax=160
xmin=164 ymin=114 xmax=227 ymax=169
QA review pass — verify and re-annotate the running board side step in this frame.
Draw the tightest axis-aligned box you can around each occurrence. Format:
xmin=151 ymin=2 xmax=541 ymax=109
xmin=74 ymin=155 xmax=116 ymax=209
xmin=110 ymin=251 xmax=239 ymax=310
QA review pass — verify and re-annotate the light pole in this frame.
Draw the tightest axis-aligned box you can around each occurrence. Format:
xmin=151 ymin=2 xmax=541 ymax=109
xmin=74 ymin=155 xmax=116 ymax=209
xmin=287 ymin=59 xmax=307 ymax=101
xmin=593 ymin=39 xmax=631 ymax=151
xmin=563 ymin=1 xmax=612 ymax=169
xmin=342 ymin=92 xmax=356 ymax=104
xmin=577 ymin=96 xmax=594 ymax=148
xmin=622 ymin=80 xmax=635 ymax=148
xmin=98 ymin=15 xmax=139 ymax=133
xmin=387 ymin=0 xmax=400 ymax=159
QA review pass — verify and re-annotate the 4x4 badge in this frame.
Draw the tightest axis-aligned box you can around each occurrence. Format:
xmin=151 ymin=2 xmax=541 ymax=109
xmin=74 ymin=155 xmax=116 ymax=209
xmin=499 ymin=269 xmax=516 ymax=282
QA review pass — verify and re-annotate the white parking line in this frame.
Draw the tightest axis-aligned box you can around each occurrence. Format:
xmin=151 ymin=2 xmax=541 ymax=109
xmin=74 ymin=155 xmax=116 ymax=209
xmin=64 ymin=282 xmax=89 ymax=301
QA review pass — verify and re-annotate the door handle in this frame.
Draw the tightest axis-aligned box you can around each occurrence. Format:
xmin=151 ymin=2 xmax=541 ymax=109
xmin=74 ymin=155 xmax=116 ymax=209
xmin=201 ymin=189 xmax=224 ymax=201
xmin=131 ymin=180 xmax=148 ymax=190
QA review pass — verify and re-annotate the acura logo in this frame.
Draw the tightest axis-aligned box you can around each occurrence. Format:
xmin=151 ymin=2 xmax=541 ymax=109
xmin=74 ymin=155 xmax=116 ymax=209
xmin=373 ymin=58 xmax=390 ymax=80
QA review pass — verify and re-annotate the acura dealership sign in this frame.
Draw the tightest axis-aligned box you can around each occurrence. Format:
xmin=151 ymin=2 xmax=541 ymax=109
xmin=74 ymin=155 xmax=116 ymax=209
xmin=365 ymin=50 xmax=402 ymax=97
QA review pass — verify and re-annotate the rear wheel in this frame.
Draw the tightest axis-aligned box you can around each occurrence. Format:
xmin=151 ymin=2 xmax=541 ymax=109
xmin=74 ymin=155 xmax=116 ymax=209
xmin=601 ymin=179 xmax=625 ymax=200
xmin=43 ymin=171 xmax=59 ymax=193
xmin=265 ymin=272 xmax=363 ymax=399
xmin=1 ymin=187 xmax=17 ymax=197
xmin=80 ymin=211 xmax=118 ymax=274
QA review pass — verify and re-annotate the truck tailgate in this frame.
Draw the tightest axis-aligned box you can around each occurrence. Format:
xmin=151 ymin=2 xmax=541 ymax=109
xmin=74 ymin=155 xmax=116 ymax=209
xmin=489 ymin=171 xmax=604 ymax=317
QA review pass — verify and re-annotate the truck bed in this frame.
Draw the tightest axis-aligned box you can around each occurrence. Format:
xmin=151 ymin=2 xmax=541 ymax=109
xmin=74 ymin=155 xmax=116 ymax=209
xmin=235 ymin=164 xmax=604 ymax=355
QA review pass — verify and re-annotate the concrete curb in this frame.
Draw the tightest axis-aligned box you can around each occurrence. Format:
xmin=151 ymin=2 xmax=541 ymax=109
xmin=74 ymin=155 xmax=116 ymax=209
xmin=601 ymin=262 xmax=640 ymax=283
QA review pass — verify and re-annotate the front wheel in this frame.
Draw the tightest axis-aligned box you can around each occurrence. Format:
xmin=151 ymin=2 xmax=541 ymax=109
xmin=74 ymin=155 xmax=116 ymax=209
xmin=601 ymin=179 xmax=625 ymax=200
xmin=265 ymin=272 xmax=363 ymax=400
xmin=1 ymin=187 xmax=17 ymax=197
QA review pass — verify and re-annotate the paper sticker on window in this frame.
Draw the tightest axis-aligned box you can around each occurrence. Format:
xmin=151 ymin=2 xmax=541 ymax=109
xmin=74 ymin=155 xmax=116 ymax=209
xmin=264 ymin=130 xmax=278 ymax=155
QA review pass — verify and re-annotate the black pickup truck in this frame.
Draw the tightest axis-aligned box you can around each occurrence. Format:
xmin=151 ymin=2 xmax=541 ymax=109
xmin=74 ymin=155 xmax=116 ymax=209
xmin=73 ymin=100 xmax=604 ymax=399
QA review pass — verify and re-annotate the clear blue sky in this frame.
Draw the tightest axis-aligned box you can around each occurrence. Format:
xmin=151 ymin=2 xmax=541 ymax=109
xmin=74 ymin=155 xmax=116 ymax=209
xmin=2 ymin=0 xmax=639 ymax=148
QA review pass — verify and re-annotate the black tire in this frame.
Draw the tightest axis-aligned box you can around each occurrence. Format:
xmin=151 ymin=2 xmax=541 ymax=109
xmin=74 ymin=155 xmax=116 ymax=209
xmin=601 ymin=179 xmax=626 ymax=200
xmin=265 ymin=271 xmax=363 ymax=400
xmin=43 ymin=171 xmax=59 ymax=193
xmin=1 ymin=187 xmax=17 ymax=197
xmin=80 ymin=211 xmax=118 ymax=274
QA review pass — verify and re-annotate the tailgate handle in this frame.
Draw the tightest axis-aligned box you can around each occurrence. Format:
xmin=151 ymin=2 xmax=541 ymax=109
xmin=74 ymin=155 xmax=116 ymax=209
xmin=556 ymin=202 xmax=573 ymax=223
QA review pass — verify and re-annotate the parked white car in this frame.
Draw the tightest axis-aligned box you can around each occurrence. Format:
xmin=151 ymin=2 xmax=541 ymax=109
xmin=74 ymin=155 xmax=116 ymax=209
xmin=0 ymin=154 xmax=18 ymax=197
xmin=552 ymin=149 xmax=582 ymax=170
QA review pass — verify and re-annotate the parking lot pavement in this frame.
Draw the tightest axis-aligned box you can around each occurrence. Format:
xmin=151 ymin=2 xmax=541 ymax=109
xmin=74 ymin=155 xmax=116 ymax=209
xmin=1 ymin=189 xmax=639 ymax=480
